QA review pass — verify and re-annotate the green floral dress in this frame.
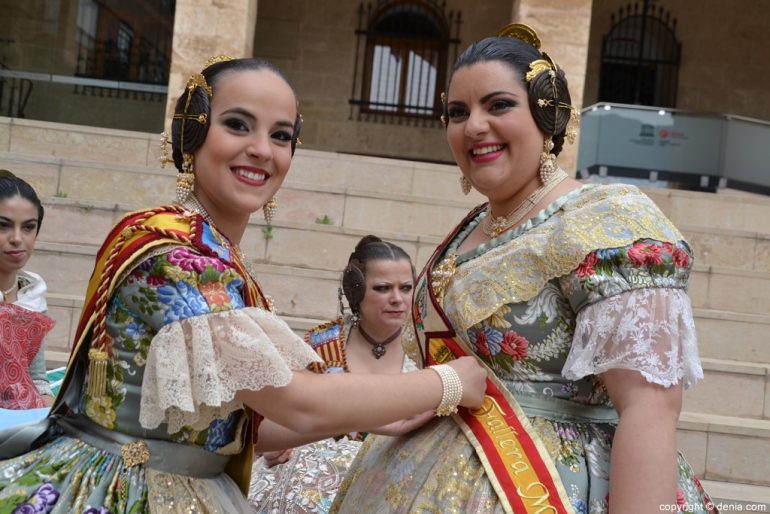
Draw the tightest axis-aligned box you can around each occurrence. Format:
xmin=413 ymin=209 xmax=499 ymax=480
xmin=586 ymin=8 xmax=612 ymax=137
xmin=0 ymin=221 xmax=320 ymax=514
xmin=332 ymin=184 xmax=717 ymax=514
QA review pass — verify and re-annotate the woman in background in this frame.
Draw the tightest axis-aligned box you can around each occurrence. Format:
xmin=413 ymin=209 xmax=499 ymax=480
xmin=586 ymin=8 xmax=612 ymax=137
xmin=251 ymin=235 xmax=431 ymax=513
xmin=0 ymin=169 xmax=55 ymax=411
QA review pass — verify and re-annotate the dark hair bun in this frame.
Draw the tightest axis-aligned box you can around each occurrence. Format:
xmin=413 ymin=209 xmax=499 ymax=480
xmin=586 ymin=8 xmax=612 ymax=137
xmin=527 ymin=67 xmax=571 ymax=156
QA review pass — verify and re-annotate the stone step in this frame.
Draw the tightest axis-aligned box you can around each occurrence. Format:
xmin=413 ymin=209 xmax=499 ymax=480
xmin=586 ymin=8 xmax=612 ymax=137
xmin=693 ymin=309 xmax=770 ymax=365
xmin=699 ymin=480 xmax=770 ymax=510
xmin=687 ymin=265 xmax=770 ymax=317
xmin=678 ymin=411 xmax=770 ymax=488
xmin=683 ymin=358 xmax=770 ymax=420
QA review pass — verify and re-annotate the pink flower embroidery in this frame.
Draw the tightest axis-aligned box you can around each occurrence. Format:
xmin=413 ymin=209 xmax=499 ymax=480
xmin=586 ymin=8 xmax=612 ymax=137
xmin=627 ymin=243 xmax=648 ymax=267
xmin=644 ymin=243 xmax=663 ymax=265
xmin=167 ymin=247 xmax=226 ymax=273
xmin=500 ymin=331 xmax=529 ymax=360
xmin=474 ymin=330 xmax=491 ymax=357
xmin=628 ymin=242 xmax=662 ymax=266
xmin=576 ymin=252 xmax=599 ymax=277
xmin=672 ymin=247 xmax=690 ymax=268
xmin=676 ymin=489 xmax=686 ymax=511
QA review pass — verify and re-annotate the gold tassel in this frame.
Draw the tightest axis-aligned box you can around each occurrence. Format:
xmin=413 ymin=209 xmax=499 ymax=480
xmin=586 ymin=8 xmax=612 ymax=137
xmin=87 ymin=348 xmax=109 ymax=398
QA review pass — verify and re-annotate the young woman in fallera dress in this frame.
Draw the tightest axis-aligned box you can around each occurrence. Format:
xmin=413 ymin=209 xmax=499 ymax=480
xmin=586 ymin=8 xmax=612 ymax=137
xmin=331 ymin=24 xmax=717 ymax=514
xmin=0 ymin=57 xmax=486 ymax=513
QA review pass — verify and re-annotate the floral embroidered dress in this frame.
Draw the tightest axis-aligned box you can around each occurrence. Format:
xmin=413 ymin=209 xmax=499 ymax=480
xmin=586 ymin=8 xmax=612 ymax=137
xmin=249 ymin=316 xmax=418 ymax=514
xmin=331 ymin=184 xmax=716 ymax=514
xmin=0 ymin=212 xmax=321 ymax=514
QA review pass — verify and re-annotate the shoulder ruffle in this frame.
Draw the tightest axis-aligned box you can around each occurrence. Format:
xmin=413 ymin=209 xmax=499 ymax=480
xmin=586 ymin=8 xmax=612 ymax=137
xmin=563 ymin=288 xmax=703 ymax=389
xmin=139 ymin=307 xmax=322 ymax=433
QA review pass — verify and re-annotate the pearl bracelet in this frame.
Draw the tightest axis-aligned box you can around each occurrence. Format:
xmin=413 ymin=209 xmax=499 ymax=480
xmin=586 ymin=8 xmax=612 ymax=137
xmin=429 ymin=364 xmax=463 ymax=416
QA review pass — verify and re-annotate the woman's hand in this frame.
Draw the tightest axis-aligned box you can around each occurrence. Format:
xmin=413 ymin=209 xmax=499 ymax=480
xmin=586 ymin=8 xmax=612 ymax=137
xmin=368 ymin=409 xmax=435 ymax=436
xmin=447 ymin=356 xmax=487 ymax=408
xmin=260 ymin=448 xmax=293 ymax=467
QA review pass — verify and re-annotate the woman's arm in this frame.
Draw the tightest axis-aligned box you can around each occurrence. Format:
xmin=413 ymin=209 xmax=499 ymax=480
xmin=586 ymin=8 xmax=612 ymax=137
xmin=602 ymin=368 xmax=682 ymax=514
xmin=255 ymin=409 xmax=436 ymax=452
xmin=240 ymin=356 xmax=485 ymax=441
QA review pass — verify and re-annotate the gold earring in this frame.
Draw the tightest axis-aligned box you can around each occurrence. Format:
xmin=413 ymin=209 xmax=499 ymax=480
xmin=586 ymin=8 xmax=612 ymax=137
xmin=539 ymin=138 xmax=557 ymax=184
xmin=460 ymin=175 xmax=472 ymax=195
xmin=176 ymin=153 xmax=195 ymax=203
xmin=159 ymin=132 xmax=172 ymax=168
xmin=263 ymin=197 xmax=277 ymax=224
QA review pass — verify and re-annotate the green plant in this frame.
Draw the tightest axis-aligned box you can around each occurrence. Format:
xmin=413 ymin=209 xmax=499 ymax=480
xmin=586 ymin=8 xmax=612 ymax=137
xmin=262 ymin=225 xmax=274 ymax=240
xmin=80 ymin=204 xmax=95 ymax=212
xmin=315 ymin=214 xmax=333 ymax=225
xmin=54 ymin=191 xmax=68 ymax=198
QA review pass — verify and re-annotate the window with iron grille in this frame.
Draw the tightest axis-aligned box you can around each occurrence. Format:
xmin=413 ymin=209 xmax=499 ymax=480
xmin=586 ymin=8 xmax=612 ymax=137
xmin=598 ymin=0 xmax=680 ymax=108
xmin=350 ymin=1 xmax=461 ymax=126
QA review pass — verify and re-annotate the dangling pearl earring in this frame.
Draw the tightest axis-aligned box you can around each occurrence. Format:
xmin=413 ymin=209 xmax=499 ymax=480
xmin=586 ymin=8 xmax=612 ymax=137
xmin=176 ymin=153 xmax=195 ymax=203
xmin=460 ymin=175 xmax=472 ymax=195
xmin=263 ymin=197 xmax=277 ymax=224
xmin=539 ymin=138 xmax=557 ymax=185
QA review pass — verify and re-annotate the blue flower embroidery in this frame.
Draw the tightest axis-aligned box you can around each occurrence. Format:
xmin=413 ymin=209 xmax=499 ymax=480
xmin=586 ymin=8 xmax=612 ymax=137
xmin=572 ymin=499 xmax=588 ymax=514
xmin=157 ymin=281 xmax=210 ymax=323
xmin=225 ymin=278 xmax=246 ymax=309
xmin=124 ymin=320 xmax=147 ymax=340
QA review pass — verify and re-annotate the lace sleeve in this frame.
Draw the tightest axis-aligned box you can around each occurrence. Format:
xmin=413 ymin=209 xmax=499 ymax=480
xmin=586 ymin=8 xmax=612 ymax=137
xmin=139 ymin=307 xmax=323 ymax=433
xmin=562 ymin=287 xmax=703 ymax=389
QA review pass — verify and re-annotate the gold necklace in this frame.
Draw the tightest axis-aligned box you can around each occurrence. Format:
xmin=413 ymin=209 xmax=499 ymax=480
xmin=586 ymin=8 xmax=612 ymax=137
xmin=481 ymin=168 xmax=568 ymax=238
xmin=1 ymin=276 xmax=18 ymax=302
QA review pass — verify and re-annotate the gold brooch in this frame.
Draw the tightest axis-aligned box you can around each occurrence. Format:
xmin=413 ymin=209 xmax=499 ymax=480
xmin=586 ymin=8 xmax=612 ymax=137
xmin=121 ymin=439 xmax=150 ymax=467
xmin=431 ymin=253 xmax=457 ymax=302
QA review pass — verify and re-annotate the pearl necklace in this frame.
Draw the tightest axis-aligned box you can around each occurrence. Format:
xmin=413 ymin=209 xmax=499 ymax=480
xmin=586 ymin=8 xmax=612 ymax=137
xmin=481 ymin=168 xmax=568 ymax=238
xmin=0 ymin=276 xmax=18 ymax=302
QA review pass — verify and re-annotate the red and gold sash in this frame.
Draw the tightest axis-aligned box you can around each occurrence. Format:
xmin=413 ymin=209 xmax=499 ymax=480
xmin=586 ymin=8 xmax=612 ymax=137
xmin=52 ymin=205 xmax=266 ymax=495
xmin=414 ymin=206 xmax=575 ymax=514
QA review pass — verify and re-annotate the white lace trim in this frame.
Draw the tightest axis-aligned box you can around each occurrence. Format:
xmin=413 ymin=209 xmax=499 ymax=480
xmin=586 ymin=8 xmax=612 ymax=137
xmin=139 ymin=307 xmax=323 ymax=433
xmin=563 ymin=288 xmax=703 ymax=389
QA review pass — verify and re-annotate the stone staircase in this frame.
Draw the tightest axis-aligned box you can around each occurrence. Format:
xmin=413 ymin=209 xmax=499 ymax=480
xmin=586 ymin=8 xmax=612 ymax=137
xmin=2 ymin=116 xmax=769 ymax=507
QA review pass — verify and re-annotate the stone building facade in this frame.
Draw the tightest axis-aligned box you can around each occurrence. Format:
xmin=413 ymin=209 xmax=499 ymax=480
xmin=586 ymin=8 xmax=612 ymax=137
xmin=2 ymin=0 xmax=768 ymax=173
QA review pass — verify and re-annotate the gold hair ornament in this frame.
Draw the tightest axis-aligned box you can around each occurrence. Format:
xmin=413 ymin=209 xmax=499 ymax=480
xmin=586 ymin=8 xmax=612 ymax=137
xmin=508 ymin=28 xmax=580 ymax=143
xmin=498 ymin=23 xmax=541 ymax=49
xmin=526 ymin=53 xmax=558 ymax=83
xmin=203 ymin=54 xmax=235 ymax=69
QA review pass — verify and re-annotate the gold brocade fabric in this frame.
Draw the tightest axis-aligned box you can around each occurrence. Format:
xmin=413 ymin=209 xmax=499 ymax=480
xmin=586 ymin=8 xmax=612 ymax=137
xmin=147 ymin=468 xmax=250 ymax=513
xmin=441 ymin=184 xmax=683 ymax=334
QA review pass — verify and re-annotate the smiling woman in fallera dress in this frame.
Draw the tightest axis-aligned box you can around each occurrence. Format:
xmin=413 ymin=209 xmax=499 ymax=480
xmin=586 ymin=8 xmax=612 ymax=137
xmin=0 ymin=58 xmax=486 ymax=513
xmin=331 ymin=24 xmax=717 ymax=514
